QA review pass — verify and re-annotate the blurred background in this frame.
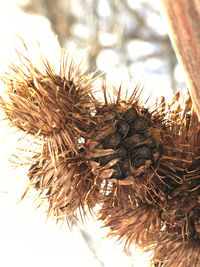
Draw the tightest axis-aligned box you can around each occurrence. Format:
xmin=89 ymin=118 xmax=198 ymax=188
xmin=0 ymin=0 xmax=187 ymax=266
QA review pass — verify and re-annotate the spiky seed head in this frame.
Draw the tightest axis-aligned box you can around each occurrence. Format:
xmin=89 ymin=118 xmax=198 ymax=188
xmin=98 ymin=185 xmax=160 ymax=249
xmin=97 ymin=90 xmax=200 ymax=266
xmin=153 ymin=234 xmax=200 ymax=267
xmin=0 ymin=50 xmax=97 ymax=158
xmin=1 ymin=45 xmax=200 ymax=266
xmin=27 ymin=149 xmax=103 ymax=220
xmin=89 ymin=85 xmax=183 ymax=204
xmin=150 ymin=92 xmax=200 ymax=266
xmin=160 ymin=182 xmax=200 ymax=241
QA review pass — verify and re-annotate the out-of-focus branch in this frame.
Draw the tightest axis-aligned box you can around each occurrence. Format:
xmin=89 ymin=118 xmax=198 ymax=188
xmin=160 ymin=0 xmax=200 ymax=120
xmin=42 ymin=0 xmax=71 ymax=46
xmin=80 ymin=229 xmax=105 ymax=267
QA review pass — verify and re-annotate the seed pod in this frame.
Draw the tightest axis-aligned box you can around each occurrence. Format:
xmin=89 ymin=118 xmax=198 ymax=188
xmin=131 ymin=146 xmax=151 ymax=160
xmin=98 ymin=187 xmax=160 ymax=249
xmin=153 ymin=233 xmax=200 ymax=267
xmin=97 ymin=89 xmax=200 ymax=267
xmin=131 ymin=116 xmax=149 ymax=132
xmin=2 ymin=46 xmax=200 ymax=266
xmin=117 ymin=120 xmax=130 ymax=138
xmin=103 ymin=132 xmax=122 ymax=149
xmin=0 ymin=50 xmax=97 ymax=158
xmin=123 ymin=134 xmax=145 ymax=150
xmin=27 ymin=150 xmax=102 ymax=219
xmin=123 ymin=106 xmax=138 ymax=122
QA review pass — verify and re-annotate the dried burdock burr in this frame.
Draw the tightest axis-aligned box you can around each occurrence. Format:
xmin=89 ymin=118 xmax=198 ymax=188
xmin=150 ymin=93 xmax=200 ymax=267
xmin=97 ymin=91 xmax=200 ymax=267
xmin=153 ymin=234 xmax=200 ymax=267
xmin=1 ymin=44 xmax=200 ymax=266
xmin=27 ymin=148 xmax=102 ymax=220
xmin=0 ymin=50 xmax=97 ymax=159
xmin=90 ymin=87 xmax=183 ymax=205
xmin=0 ymin=47 xmax=104 ymax=219
xmin=99 ymin=185 xmax=161 ymax=249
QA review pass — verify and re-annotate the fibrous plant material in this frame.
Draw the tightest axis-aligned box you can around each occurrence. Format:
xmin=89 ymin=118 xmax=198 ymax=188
xmin=0 ymin=50 xmax=97 ymax=159
xmin=90 ymin=88 xmax=176 ymax=204
xmin=27 ymin=150 xmax=102 ymax=220
xmin=98 ymin=92 xmax=200 ymax=267
xmin=0 ymin=48 xmax=200 ymax=266
xmin=99 ymin=185 xmax=161 ymax=248
xmin=0 ymin=48 xmax=103 ymax=219
xmin=151 ymin=93 xmax=200 ymax=267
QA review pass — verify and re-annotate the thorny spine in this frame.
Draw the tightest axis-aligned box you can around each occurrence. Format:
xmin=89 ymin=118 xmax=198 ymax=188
xmin=0 ymin=52 xmax=200 ymax=267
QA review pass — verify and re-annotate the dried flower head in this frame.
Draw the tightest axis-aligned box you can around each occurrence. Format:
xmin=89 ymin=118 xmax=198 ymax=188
xmin=0 ymin=49 xmax=96 ymax=159
xmin=0 ymin=47 xmax=103 ymax=219
xmin=1 ymin=44 xmax=200 ymax=266
xmin=91 ymin=88 xmax=185 ymax=204
xmin=153 ymin=234 xmax=200 ymax=267
xmin=151 ymin=93 xmax=200 ymax=267
xmin=27 ymin=149 xmax=102 ymax=220
xmin=99 ymin=185 xmax=160 ymax=248
xmin=98 ymin=91 xmax=200 ymax=266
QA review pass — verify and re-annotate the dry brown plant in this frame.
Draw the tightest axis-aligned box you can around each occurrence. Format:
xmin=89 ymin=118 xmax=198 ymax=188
xmin=0 ymin=47 xmax=200 ymax=266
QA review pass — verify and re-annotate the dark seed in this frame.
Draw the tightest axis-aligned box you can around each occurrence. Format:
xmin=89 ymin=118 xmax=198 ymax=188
xmin=132 ymin=116 xmax=148 ymax=132
xmin=111 ymin=164 xmax=123 ymax=179
xmin=123 ymin=134 xmax=145 ymax=150
xmin=131 ymin=146 xmax=151 ymax=159
xmin=145 ymin=136 xmax=156 ymax=148
xmin=123 ymin=107 xmax=138 ymax=121
xmin=100 ymin=146 xmax=126 ymax=165
xmin=100 ymin=153 xmax=117 ymax=165
xmin=141 ymin=108 xmax=152 ymax=119
xmin=117 ymin=120 xmax=130 ymax=138
xmin=120 ymin=159 xmax=130 ymax=172
xmin=104 ymin=132 xmax=122 ymax=149
xmin=132 ymin=158 xmax=147 ymax=168
xmin=115 ymin=146 xmax=127 ymax=159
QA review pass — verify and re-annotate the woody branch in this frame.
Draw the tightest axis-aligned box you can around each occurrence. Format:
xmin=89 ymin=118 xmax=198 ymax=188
xmin=160 ymin=0 xmax=200 ymax=120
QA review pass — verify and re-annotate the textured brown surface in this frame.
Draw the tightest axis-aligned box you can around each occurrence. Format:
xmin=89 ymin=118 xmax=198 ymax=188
xmin=98 ymin=92 xmax=200 ymax=267
xmin=161 ymin=0 xmax=200 ymax=120
xmin=1 ymin=50 xmax=200 ymax=266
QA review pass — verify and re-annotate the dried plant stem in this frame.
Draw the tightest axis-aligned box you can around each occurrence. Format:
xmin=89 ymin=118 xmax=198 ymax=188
xmin=160 ymin=0 xmax=200 ymax=120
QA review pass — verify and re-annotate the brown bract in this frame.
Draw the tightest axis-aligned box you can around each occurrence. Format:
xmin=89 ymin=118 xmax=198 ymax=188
xmin=99 ymin=186 xmax=160 ymax=249
xmin=91 ymin=89 xmax=185 ymax=204
xmin=153 ymin=234 xmax=200 ymax=267
xmin=1 ymin=48 xmax=200 ymax=266
xmin=0 ymin=52 xmax=97 ymax=159
xmin=27 ymin=150 xmax=102 ymax=220
xmin=98 ymin=91 xmax=200 ymax=266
